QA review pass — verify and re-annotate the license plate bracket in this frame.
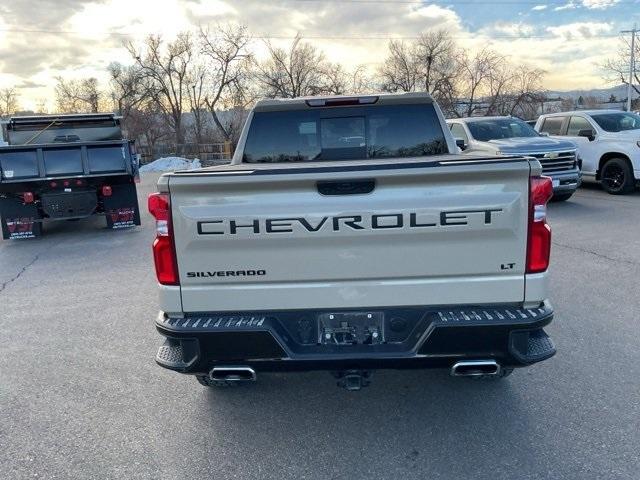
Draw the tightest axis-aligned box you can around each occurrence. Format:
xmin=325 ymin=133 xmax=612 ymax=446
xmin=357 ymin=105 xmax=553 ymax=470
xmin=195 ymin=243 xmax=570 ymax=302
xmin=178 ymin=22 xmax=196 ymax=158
xmin=318 ymin=312 xmax=384 ymax=346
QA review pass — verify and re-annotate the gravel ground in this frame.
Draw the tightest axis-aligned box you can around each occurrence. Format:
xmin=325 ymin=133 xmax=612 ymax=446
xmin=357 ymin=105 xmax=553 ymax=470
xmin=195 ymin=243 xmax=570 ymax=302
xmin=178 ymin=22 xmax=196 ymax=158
xmin=1 ymin=174 xmax=639 ymax=480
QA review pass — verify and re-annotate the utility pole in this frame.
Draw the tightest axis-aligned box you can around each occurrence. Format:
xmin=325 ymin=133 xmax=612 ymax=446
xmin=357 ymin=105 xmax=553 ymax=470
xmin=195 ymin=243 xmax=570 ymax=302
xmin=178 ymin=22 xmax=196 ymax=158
xmin=622 ymin=25 xmax=638 ymax=112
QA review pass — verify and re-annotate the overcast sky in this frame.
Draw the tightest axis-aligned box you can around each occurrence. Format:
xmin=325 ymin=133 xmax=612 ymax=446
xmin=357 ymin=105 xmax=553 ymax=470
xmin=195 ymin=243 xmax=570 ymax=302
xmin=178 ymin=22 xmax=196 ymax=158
xmin=0 ymin=0 xmax=638 ymax=110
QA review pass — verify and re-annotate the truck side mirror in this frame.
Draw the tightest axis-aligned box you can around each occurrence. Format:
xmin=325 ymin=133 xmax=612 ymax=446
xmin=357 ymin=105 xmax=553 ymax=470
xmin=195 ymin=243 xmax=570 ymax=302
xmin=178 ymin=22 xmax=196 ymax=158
xmin=455 ymin=138 xmax=467 ymax=151
xmin=578 ymin=129 xmax=595 ymax=141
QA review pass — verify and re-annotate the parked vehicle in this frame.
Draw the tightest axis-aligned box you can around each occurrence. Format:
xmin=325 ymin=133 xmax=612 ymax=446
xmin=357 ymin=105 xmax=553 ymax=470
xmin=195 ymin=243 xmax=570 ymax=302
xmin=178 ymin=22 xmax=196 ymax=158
xmin=149 ymin=92 xmax=556 ymax=391
xmin=535 ymin=110 xmax=640 ymax=194
xmin=448 ymin=116 xmax=581 ymax=201
xmin=0 ymin=113 xmax=141 ymax=239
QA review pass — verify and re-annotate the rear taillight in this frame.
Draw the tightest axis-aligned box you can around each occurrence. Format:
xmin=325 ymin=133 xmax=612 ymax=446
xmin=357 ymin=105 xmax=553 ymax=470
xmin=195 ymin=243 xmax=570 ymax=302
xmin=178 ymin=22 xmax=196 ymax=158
xmin=148 ymin=193 xmax=179 ymax=285
xmin=22 ymin=192 xmax=34 ymax=204
xmin=527 ymin=176 xmax=553 ymax=273
xmin=101 ymin=185 xmax=112 ymax=197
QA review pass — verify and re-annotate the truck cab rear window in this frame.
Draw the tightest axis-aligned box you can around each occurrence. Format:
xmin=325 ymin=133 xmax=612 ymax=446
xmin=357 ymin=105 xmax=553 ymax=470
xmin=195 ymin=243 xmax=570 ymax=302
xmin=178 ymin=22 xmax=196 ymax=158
xmin=242 ymin=104 xmax=448 ymax=163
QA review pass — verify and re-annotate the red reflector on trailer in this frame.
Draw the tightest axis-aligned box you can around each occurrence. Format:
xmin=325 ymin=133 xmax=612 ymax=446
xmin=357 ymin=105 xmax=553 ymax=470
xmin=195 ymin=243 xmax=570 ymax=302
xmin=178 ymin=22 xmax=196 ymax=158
xmin=22 ymin=192 xmax=34 ymax=204
xmin=101 ymin=185 xmax=112 ymax=197
xmin=76 ymin=179 xmax=84 ymax=186
xmin=50 ymin=181 xmax=58 ymax=188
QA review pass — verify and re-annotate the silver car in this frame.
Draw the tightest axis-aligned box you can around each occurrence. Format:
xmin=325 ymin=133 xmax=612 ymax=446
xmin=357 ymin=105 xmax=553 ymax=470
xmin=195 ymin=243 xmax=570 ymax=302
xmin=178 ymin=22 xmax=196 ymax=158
xmin=447 ymin=116 xmax=581 ymax=201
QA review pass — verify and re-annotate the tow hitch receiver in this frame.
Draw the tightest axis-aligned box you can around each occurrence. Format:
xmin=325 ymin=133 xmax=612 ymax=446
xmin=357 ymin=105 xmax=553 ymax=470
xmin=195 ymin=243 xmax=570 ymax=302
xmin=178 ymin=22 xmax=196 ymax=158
xmin=332 ymin=370 xmax=373 ymax=391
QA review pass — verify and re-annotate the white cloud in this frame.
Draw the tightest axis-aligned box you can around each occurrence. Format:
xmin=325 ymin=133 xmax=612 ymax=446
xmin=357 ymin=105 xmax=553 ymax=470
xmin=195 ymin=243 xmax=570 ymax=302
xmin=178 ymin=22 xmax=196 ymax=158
xmin=532 ymin=5 xmax=548 ymax=11
xmin=554 ymin=2 xmax=578 ymax=11
xmin=481 ymin=22 xmax=536 ymax=37
xmin=581 ymin=0 xmax=621 ymax=9
xmin=546 ymin=21 xmax=614 ymax=39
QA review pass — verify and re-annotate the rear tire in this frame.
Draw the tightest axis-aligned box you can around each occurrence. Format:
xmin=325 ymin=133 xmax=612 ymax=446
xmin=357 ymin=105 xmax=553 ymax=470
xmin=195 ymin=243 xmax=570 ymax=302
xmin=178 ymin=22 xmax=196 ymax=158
xmin=600 ymin=158 xmax=635 ymax=195
xmin=195 ymin=375 xmax=240 ymax=388
xmin=551 ymin=192 xmax=574 ymax=202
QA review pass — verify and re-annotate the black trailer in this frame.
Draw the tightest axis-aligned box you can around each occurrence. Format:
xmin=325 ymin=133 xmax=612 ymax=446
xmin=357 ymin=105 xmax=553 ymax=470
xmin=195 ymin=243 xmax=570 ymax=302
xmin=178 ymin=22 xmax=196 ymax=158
xmin=0 ymin=114 xmax=141 ymax=239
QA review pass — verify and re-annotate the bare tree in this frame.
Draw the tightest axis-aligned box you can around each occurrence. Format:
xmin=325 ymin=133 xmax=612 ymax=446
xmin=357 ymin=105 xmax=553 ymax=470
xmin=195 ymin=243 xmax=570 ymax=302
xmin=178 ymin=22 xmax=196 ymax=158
xmin=199 ymin=24 xmax=253 ymax=143
xmin=54 ymin=77 xmax=102 ymax=113
xmin=602 ymin=36 xmax=640 ymax=97
xmin=415 ymin=30 xmax=457 ymax=95
xmin=504 ymin=65 xmax=547 ymax=118
xmin=0 ymin=87 xmax=20 ymax=117
xmin=454 ymin=49 xmax=505 ymax=117
xmin=126 ymin=100 xmax=172 ymax=156
xmin=187 ymin=63 xmax=207 ymax=144
xmin=350 ymin=65 xmax=374 ymax=94
xmin=126 ymin=33 xmax=194 ymax=145
xmin=35 ymin=98 xmax=48 ymax=114
xmin=256 ymin=34 xmax=339 ymax=98
xmin=107 ymin=62 xmax=148 ymax=118
xmin=378 ymin=32 xmax=459 ymax=113
xmin=378 ymin=40 xmax=420 ymax=93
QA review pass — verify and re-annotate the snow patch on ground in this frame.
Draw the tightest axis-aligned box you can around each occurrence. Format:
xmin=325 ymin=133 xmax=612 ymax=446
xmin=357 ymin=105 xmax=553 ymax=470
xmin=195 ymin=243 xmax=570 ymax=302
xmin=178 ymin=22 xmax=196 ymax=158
xmin=139 ymin=157 xmax=202 ymax=172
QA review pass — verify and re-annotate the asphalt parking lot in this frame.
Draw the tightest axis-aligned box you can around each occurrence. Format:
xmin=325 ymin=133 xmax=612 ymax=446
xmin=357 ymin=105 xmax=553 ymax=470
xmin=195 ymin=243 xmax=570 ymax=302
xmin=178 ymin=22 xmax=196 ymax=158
xmin=1 ymin=174 xmax=639 ymax=480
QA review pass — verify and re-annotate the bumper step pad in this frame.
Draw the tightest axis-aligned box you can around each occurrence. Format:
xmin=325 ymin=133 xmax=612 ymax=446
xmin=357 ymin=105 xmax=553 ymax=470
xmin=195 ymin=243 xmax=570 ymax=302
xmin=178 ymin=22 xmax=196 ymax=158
xmin=510 ymin=328 xmax=556 ymax=363
xmin=156 ymin=338 xmax=198 ymax=371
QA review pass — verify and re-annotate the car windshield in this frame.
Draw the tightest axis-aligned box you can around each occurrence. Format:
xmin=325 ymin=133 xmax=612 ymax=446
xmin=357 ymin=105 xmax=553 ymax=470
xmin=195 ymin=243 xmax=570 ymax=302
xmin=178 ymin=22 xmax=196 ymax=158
xmin=466 ymin=118 xmax=539 ymax=141
xmin=591 ymin=112 xmax=640 ymax=132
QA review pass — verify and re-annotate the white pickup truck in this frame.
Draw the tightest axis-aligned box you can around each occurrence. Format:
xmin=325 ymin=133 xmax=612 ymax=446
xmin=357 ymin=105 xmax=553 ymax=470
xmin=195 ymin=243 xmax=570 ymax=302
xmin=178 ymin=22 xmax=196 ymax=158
xmin=149 ymin=92 xmax=556 ymax=391
xmin=535 ymin=110 xmax=640 ymax=194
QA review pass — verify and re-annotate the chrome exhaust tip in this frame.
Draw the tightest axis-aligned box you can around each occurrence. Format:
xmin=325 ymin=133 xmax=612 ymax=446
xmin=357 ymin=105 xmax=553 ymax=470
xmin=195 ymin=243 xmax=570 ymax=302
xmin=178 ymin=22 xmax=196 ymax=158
xmin=210 ymin=366 xmax=257 ymax=382
xmin=450 ymin=360 xmax=500 ymax=377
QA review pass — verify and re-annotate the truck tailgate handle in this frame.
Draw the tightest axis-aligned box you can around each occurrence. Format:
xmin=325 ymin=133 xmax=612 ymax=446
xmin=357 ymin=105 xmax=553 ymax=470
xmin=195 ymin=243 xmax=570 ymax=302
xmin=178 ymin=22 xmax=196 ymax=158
xmin=317 ymin=179 xmax=375 ymax=196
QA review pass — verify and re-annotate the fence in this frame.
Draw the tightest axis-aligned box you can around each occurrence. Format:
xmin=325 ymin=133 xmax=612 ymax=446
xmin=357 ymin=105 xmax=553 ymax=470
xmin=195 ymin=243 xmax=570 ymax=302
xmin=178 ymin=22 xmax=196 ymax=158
xmin=139 ymin=142 xmax=232 ymax=166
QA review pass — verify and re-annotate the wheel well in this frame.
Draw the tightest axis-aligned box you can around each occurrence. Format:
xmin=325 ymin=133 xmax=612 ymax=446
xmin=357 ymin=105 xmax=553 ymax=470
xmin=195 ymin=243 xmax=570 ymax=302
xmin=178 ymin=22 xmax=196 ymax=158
xmin=597 ymin=153 xmax=633 ymax=180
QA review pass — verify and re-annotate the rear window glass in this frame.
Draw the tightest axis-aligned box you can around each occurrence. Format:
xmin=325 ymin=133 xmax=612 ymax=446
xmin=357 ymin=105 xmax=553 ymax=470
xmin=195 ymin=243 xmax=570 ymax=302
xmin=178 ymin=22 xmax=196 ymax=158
xmin=88 ymin=146 xmax=126 ymax=173
xmin=242 ymin=104 xmax=448 ymax=163
xmin=540 ymin=117 xmax=565 ymax=135
xmin=0 ymin=151 xmax=39 ymax=179
xmin=43 ymin=148 xmax=83 ymax=176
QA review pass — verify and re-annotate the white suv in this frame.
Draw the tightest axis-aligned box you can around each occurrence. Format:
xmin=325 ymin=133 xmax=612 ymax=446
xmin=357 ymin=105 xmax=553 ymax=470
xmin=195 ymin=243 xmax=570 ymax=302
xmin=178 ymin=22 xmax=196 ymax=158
xmin=535 ymin=110 xmax=640 ymax=194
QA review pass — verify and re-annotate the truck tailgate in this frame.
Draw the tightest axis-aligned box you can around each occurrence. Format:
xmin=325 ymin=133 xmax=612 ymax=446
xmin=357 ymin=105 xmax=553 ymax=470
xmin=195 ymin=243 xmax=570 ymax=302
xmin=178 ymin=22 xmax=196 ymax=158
xmin=168 ymin=158 xmax=531 ymax=312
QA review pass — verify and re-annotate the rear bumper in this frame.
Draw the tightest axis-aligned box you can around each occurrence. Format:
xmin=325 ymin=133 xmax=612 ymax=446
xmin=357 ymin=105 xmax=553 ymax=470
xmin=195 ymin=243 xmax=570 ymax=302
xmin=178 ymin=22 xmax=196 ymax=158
xmin=155 ymin=302 xmax=556 ymax=374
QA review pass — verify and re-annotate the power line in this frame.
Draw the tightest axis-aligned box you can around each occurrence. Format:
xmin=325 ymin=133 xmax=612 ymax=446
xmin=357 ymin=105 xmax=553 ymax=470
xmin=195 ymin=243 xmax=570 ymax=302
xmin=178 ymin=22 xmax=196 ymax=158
xmin=289 ymin=0 xmax=634 ymax=4
xmin=0 ymin=27 xmax=623 ymax=41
